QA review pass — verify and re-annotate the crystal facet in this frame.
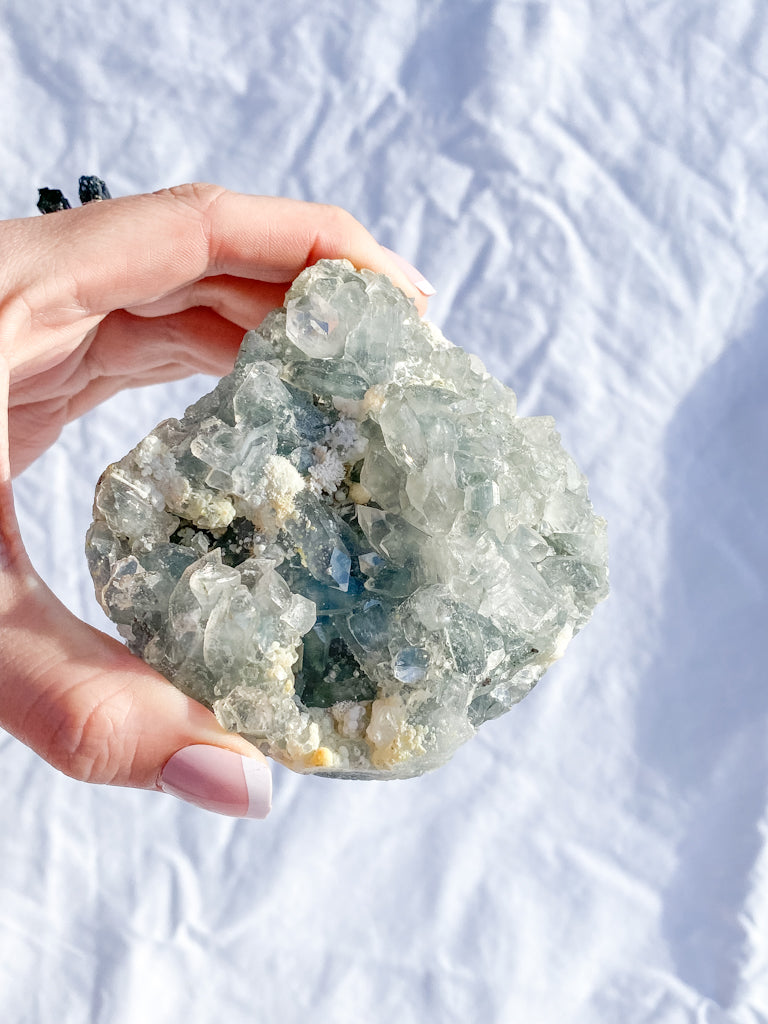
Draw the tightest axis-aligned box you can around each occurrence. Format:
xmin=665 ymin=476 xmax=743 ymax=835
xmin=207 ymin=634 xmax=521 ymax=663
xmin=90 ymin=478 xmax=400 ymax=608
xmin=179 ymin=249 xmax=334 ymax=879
xmin=86 ymin=259 xmax=609 ymax=779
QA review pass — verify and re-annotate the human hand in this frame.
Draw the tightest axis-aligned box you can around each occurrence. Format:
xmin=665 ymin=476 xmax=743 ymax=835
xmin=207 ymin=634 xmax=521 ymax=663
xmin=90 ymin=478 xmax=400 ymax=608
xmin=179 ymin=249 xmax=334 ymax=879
xmin=0 ymin=183 xmax=433 ymax=817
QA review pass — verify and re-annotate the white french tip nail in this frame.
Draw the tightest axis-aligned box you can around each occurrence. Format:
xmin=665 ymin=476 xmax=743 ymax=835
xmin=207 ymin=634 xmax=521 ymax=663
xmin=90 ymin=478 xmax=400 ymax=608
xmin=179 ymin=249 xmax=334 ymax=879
xmin=411 ymin=275 xmax=437 ymax=297
xmin=159 ymin=744 xmax=272 ymax=819
xmin=381 ymin=246 xmax=436 ymax=297
xmin=241 ymin=757 xmax=273 ymax=819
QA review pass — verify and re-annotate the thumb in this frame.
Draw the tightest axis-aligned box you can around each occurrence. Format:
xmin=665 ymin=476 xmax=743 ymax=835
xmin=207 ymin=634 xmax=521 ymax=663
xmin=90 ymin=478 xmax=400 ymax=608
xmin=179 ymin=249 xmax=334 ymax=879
xmin=0 ymin=360 xmax=271 ymax=818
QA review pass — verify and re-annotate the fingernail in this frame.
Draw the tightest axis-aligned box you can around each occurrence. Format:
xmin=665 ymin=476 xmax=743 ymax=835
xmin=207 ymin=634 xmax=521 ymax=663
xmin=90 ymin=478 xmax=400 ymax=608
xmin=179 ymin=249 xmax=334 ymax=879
xmin=381 ymin=246 xmax=436 ymax=296
xmin=159 ymin=745 xmax=272 ymax=819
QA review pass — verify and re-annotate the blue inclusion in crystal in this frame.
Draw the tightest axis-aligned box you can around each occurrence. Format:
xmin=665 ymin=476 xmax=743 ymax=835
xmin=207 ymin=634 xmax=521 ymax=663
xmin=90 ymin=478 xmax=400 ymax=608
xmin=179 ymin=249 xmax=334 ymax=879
xmin=330 ymin=546 xmax=352 ymax=591
xmin=358 ymin=551 xmax=385 ymax=575
xmin=363 ymin=565 xmax=413 ymax=599
xmin=282 ymin=382 xmax=327 ymax=439
xmin=393 ymin=646 xmax=430 ymax=684
xmin=307 ymin=315 xmax=329 ymax=334
xmin=278 ymin=562 xmax=356 ymax=614
xmin=347 ymin=599 xmax=389 ymax=653
xmin=295 ymin=617 xmax=376 ymax=708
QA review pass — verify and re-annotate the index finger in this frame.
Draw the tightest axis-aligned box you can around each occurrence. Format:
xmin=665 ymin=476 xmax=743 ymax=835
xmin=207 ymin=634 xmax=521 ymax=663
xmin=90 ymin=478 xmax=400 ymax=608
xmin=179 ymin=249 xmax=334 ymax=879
xmin=2 ymin=184 xmax=431 ymax=323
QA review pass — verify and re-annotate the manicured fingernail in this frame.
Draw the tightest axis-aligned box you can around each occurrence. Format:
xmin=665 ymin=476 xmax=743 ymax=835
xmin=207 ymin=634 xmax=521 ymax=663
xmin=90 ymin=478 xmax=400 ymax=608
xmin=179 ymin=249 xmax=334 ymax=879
xmin=381 ymin=246 xmax=436 ymax=296
xmin=159 ymin=744 xmax=271 ymax=819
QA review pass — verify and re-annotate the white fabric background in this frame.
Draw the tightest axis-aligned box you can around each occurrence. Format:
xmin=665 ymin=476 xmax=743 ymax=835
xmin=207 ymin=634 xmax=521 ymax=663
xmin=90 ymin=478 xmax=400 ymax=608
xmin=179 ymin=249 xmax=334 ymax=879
xmin=2 ymin=1 xmax=768 ymax=1021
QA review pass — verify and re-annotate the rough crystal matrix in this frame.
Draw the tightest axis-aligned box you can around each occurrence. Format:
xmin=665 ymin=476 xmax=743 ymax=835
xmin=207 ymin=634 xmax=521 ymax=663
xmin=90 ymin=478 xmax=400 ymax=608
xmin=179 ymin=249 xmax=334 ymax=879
xmin=86 ymin=260 xmax=608 ymax=779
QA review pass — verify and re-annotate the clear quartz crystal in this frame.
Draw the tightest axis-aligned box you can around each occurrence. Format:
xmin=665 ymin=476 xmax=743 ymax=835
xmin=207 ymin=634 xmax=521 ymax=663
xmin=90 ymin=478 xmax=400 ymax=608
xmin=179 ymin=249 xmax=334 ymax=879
xmin=86 ymin=259 xmax=609 ymax=779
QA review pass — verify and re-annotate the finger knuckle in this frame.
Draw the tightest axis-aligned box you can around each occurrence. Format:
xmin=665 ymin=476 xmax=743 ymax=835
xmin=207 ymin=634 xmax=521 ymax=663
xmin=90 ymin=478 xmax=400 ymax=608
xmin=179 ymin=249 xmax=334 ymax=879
xmin=44 ymin=684 xmax=134 ymax=786
xmin=155 ymin=181 xmax=226 ymax=211
xmin=317 ymin=203 xmax=358 ymax=236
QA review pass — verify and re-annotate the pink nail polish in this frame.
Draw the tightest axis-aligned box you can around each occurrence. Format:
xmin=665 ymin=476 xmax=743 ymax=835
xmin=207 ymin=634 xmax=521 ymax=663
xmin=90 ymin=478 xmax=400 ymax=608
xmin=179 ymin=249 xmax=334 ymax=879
xmin=381 ymin=246 xmax=436 ymax=296
xmin=159 ymin=745 xmax=272 ymax=819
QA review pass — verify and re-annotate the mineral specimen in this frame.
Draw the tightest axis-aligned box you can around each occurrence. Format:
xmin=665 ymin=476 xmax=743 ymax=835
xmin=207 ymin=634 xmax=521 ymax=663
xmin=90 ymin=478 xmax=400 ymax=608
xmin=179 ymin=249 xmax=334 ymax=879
xmin=78 ymin=175 xmax=112 ymax=203
xmin=86 ymin=259 xmax=608 ymax=779
xmin=37 ymin=176 xmax=111 ymax=215
xmin=37 ymin=187 xmax=72 ymax=214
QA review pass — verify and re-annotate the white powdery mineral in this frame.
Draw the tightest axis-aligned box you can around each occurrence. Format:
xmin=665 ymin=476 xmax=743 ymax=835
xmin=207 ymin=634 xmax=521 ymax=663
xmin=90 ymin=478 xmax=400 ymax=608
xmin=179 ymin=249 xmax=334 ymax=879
xmin=86 ymin=259 xmax=609 ymax=779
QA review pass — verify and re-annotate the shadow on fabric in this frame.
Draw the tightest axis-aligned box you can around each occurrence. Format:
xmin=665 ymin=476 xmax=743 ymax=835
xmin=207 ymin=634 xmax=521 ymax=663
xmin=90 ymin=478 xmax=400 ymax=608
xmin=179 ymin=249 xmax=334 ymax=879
xmin=635 ymin=293 xmax=768 ymax=1008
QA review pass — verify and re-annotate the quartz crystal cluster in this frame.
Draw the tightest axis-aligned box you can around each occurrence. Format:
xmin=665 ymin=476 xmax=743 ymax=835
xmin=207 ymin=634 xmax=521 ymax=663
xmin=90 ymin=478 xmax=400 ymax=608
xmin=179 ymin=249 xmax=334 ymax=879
xmin=86 ymin=260 xmax=608 ymax=779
